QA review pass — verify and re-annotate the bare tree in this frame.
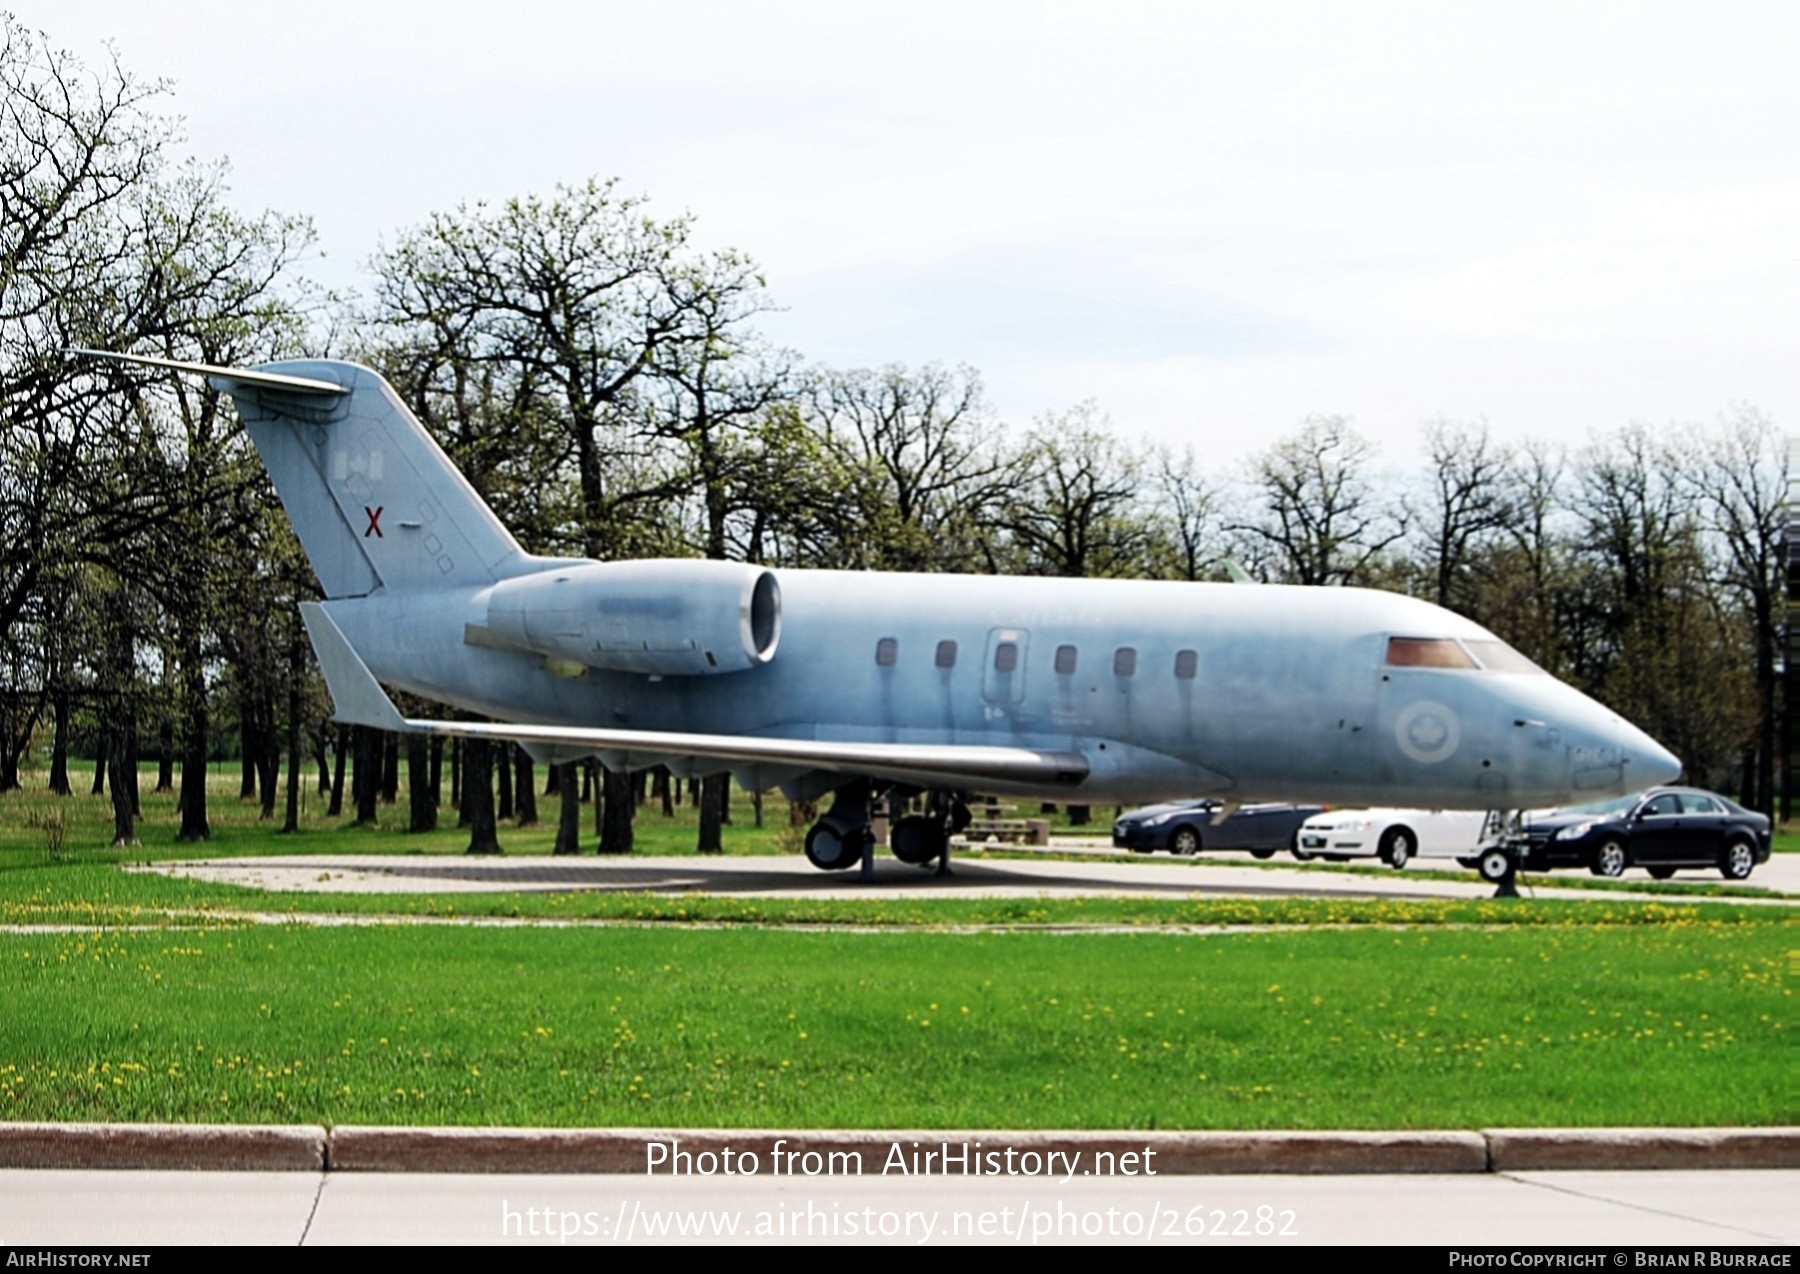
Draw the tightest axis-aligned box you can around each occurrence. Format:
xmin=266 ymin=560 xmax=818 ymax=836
xmin=805 ymin=363 xmax=1013 ymax=572
xmin=1682 ymin=407 xmax=1786 ymax=812
xmin=1000 ymin=407 xmax=1151 ymax=578
xmin=1414 ymin=418 xmax=1514 ymax=611
xmin=1232 ymin=416 xmax=1405 ymax=586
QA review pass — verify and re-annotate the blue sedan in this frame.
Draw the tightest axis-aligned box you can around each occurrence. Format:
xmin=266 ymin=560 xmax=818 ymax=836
xmin=1112 ymin=800 xmax=1324 ymax=857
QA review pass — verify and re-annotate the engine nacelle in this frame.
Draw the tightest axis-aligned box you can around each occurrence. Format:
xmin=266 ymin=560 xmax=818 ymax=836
xmin=480 ymin=559 xmax=780 ymax=676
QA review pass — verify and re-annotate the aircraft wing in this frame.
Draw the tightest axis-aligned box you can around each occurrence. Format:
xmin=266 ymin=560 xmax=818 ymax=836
xmin=301 ymin=604 xmax=1090 ymax=791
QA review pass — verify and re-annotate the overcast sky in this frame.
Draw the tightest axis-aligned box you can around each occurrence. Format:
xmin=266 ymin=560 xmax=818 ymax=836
xmin=33 ymin=0 xmax=1800 ymax=468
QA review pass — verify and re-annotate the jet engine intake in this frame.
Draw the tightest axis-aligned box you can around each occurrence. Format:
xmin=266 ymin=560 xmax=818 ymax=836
xmin=482 ymin=559 xmax=780 ymax=676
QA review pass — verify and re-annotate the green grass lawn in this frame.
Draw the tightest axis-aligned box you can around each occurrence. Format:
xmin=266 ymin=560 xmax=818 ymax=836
xmin=1 ymin=767 xmax=1791 ymax=1132
xmin=0 ymin=920 xmax=1786 ymax=1131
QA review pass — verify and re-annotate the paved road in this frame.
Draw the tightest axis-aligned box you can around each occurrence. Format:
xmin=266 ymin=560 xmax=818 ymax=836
xmin=1 ymin=1168 xmax=1792 ymax=1246
xmin=144 ymin=846 xmax=1799 ymax=903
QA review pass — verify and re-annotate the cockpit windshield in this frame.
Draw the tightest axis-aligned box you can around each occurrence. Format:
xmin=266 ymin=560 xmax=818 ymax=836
xmin=1385 ymin=637 xmax=1477 ymax=669
xmin=1463 ymin=639 xmax=1544 ymax=674
xmin=1386 ymin=636 xmax=1545 ymax=674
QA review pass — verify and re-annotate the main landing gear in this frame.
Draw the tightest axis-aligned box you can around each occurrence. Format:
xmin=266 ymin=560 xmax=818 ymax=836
xmin=803 ymin=782 xmax=967 ymax=878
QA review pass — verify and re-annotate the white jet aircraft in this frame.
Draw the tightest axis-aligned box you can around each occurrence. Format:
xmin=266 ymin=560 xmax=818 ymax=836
xmin=77 ymin=351 xmax=1681 ymax=875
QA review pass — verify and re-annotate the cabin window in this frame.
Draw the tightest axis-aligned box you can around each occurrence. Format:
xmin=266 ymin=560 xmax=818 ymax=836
xmin=1385 ymin=637 xmax=1478 ymax=669
xmin=935 ymin=640 xmax=958 ymax=669
xmin=1174 ymin=649 xmax=1198 ymax=680
xmin=1054 ymin=644 xmax=1078 ymax=675
xmin=875 ymin=637 xmax=898 ymax=667
xmin=1113 ymin=646 xmax=1137 ymax=677
xmin=993 ymin=641 xmax=1018 ymax=673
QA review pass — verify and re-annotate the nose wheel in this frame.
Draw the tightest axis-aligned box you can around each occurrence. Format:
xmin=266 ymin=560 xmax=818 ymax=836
xmin=1477 ymin=822 xmax=1522 ymax=899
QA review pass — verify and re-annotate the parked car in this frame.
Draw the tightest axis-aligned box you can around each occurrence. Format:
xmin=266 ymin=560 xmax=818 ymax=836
xmin=1112 ymin=800 xmax=1324 ymax=857
xmin=1294 ymin=807 xmax=1502 ymax=869
xmin=1501 ymin=787 xmax=1771 ymax=881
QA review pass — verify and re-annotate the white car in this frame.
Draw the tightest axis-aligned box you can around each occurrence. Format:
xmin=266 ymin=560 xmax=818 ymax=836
xmin=1294 ymin=808 xmax=1502 ymax=869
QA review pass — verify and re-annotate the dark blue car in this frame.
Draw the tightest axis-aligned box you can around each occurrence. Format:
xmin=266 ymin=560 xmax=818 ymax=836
xmin=1510 ymin=786 xmax=1771 ymax=880
xmin=1112 ymin=800 xmax=1324 ymax=857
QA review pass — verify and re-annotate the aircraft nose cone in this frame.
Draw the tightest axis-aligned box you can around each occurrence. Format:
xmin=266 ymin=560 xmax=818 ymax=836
xmin=1629 ymin=731 xmax=1683 ymax=788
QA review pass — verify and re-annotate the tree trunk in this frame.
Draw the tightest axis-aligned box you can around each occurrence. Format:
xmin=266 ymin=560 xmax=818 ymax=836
xmin=125 ymin=723 xmax=140 ymax=817
xmin=381 ymin=732 xmax=399 ymax=804
xmin=544 ymin=762 xmax=560 ymax=796
xmin=599 ymin=766 xmax=634 ymax=854
xmin=462 ymin=737 xmax=500 ymax=853
xmin=238 ymin=692 xmax=257 ymax=799
xmin=654 ymin=767 xmax=673 ymax=816
xmin=107 ymin=733 xmax=138 ymax=847
xmin=353 ymin=726 xmax=380 ymax=825
xmin=496 ymin=741 xmax=514 ymax=821
xmin=1067 ymin=804 xmax=1091 ymax=826
xmin=328 ymin=723 xmax=348 ymax=816
xmin=514 ymin=750 xmax=537 ymax=826
xmin=407 ymin=734 xmax=437 ymax=833
xmin=155 ymin=717 xmax=173 ymax=792
xmin=282 ymin=630 xmax=303 ymax=835
xmin=47 ymin=684 xmax=70 ymax=795
xmin=697 ymin=773 xmax=726 ymax=853
xmin=91 ymin=731 xmax=106 ymax=796
xmin=256 ymin=707 xmax=278 ymax=821
xmin=429 ymin=735 xmax=443 ymax=808
xmin=553 ymin=763 xmax=581 ymax=855
xmin=752 ymin=788 xmax=763 ymax=828
xmin=177 ymin=645 xmax=210 ymax=842
xmin=450 ymin=737 xmax=462 ymax=811
xmin=314 ymin=726 xmax=331 ymax=796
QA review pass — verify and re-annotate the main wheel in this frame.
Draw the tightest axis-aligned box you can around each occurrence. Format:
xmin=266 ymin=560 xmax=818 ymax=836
xmin=1590 ymin=839 xmax=1627 ymax=877
xmin=1720 ymin=839 xmax=1756 ymax=881
xmin=804 ymin=822 xmax=860 ymax=871
xmin=1170 ymin=826 xmax=1202 ymax=856
xmin=1478 ymin=847 xmax=1513 ymax=883
xmin=1378 ymin=827 xmax=1414 ymax=869
xmin=890 ymin=815 xmax=946 ymax=867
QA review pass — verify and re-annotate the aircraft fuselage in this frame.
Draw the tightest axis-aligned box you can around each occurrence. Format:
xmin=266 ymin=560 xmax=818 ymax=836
xmin=329 ymin=568 xmax=1675 ymax=810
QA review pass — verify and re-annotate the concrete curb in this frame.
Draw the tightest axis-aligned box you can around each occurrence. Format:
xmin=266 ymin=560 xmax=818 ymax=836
xmin=328 ymin=1127 xmax=1490 ymax=1175
xmin=1485 ymin=1126 xmax=1800 ymax=1171
xmin=0 ymin=1121 xmax=327 ymax=1171
xmin=0 ymin=1122 xmax=1793 ymax=1174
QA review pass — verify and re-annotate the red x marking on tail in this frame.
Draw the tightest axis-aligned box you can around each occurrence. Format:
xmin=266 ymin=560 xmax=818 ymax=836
xmin=363 ymin=506 xmax=384 ymax=538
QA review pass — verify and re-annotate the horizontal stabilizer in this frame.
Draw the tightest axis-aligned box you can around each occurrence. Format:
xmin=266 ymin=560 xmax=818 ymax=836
xmin=299 ymin=605 xmax=1089 ymax=789
xmin=70 ymin=348 xmax=349 ymax=396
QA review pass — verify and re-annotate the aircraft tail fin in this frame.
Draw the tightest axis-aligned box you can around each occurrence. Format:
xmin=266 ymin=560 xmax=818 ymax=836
xmin=74 ymin=350 xmax=528 ymax=599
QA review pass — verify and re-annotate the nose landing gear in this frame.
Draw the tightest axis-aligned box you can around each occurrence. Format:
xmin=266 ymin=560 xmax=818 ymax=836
xmin=1477 ymin=810 xmax=1524 ymax=898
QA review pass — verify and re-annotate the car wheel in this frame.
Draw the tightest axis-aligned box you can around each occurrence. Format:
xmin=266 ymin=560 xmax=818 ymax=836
xmin=1170 ymin=826 xmax=1201 ymax=856
xmin=1249 ymin=848 xmax=1275 ymax=859
xmin=1590 ymin=839 xmax=1627 ymax=877
xmin=1720 ymin=839 xmax=1755 ymax=881
xmin=1646 ymin=866 xmax=1677 ymax=880
xmin=1378 ymin=827 xmax=1414 ymax=869
xmin=1477 ymin=847 xmax=1513 ymax=883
